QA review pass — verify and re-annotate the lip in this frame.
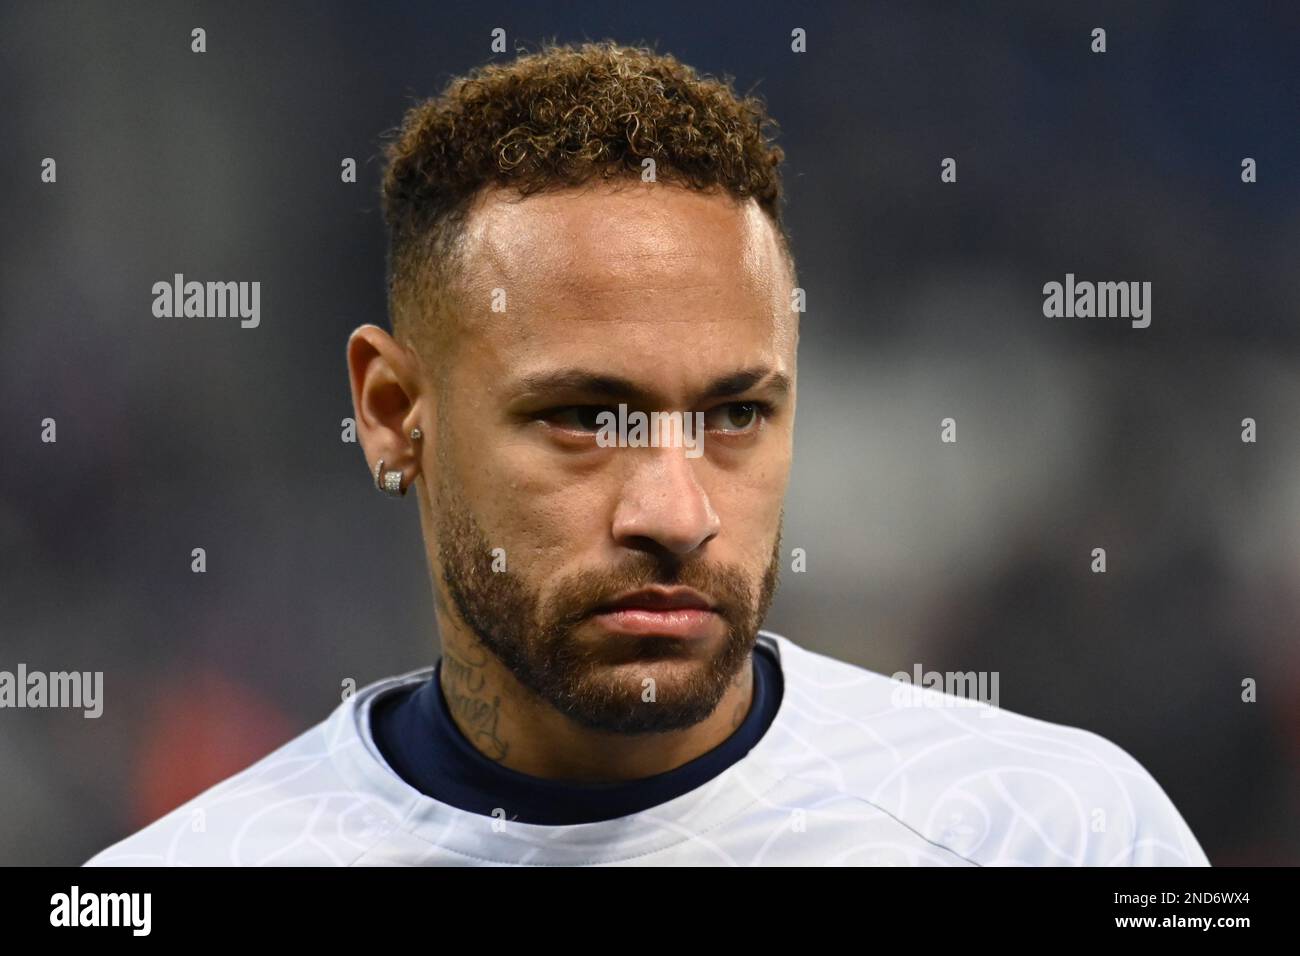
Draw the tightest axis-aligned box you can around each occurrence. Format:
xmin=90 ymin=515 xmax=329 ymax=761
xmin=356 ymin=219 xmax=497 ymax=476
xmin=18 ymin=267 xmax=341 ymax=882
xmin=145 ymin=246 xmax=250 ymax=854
xmin=590 ymin=587 xmax=720 ymax=638
xmin=593 ymin=586 xmax=716 ymax=613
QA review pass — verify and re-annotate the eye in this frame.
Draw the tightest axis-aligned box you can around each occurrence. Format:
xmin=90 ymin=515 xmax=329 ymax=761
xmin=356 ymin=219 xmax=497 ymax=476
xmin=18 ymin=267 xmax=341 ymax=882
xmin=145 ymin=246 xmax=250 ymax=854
xmin=703 ymin=401 xmax=770 ymax=433
xmin=545 ymin=406 xmax=615 ymax=432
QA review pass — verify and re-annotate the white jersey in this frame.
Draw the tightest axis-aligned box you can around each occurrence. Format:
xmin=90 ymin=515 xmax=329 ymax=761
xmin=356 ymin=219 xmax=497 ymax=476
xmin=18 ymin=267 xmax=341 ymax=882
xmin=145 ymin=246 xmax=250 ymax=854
xmin=84 ymin=631 xmax=1209 ymax=866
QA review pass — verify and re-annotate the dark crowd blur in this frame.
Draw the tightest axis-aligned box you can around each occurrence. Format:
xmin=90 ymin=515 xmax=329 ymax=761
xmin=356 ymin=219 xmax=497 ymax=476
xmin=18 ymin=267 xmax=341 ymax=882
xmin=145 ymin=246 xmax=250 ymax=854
xmin=1 ymin=0 xmax=1296 ymax=865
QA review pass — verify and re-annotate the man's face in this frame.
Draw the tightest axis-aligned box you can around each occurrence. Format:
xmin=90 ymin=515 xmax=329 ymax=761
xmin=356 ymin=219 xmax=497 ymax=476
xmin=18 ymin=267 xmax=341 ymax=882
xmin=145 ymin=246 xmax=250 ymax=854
xmin=424 ymin=181 xmax=797 ymax=735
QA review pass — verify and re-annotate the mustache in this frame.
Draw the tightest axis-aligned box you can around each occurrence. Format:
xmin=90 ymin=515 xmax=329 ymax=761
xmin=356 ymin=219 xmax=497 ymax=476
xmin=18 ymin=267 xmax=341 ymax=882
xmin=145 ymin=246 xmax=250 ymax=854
xmin=544 ymin=556 xmax=752 ymax=627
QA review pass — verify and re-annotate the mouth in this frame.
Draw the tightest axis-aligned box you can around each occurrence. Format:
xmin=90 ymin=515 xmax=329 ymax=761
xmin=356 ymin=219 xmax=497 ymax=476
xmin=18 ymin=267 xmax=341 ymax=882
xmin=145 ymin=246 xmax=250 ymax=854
xmin=589 ymin=587 xmax=721 ymax=639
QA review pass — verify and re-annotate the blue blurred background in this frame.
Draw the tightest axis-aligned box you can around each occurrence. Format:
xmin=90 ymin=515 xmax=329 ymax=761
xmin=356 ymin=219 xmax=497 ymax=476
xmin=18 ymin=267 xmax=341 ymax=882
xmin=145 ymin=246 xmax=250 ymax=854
xmin=1 ymin=0 xmax=1296 ymax=865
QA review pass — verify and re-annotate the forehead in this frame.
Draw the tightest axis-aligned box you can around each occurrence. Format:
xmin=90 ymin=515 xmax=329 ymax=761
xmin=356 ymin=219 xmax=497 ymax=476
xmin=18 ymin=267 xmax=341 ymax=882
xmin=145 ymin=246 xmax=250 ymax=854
xmin=450 ymin=182 xmax=796 ymax=393
xmin=461 ymin=181 xmax=784 ymax=288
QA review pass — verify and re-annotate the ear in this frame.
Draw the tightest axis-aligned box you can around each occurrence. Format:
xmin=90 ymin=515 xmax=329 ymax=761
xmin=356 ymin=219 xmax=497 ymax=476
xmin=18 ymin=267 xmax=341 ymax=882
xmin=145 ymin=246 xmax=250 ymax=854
xmin=346 ymin=324 xmax=426 ymax=493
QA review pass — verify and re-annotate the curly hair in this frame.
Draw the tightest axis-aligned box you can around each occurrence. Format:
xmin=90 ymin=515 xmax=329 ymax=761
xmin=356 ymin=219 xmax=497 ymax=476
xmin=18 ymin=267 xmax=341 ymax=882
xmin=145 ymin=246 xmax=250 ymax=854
xmin=380 ymin=40 xmax=790 ymax=358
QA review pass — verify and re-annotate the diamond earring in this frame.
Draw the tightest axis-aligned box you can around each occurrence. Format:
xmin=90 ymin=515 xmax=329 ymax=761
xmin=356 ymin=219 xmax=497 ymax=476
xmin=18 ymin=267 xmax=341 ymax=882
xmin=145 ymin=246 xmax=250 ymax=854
xmin=373 ymin=458 xmax=406 ymax=497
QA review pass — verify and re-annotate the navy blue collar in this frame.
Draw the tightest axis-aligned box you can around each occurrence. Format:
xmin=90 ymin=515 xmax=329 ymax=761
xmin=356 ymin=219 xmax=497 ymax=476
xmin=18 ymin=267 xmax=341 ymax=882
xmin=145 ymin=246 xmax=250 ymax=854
xmin=371 ymin=638 xmax=783 ymax=825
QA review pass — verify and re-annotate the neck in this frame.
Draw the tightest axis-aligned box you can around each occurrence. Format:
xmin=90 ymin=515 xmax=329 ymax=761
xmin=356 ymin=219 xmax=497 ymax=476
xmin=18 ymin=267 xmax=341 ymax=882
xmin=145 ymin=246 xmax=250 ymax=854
xmin=436 ymin=628 xmax=755 ymax=783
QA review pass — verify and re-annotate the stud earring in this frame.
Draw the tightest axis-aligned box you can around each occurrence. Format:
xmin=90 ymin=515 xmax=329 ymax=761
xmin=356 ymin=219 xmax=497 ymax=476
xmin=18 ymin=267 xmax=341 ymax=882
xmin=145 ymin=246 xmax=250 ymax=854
xmin=410 ymin=427 xmax=423 ymax=441
xmin=374 ymin=458 xmax=406 ymax=497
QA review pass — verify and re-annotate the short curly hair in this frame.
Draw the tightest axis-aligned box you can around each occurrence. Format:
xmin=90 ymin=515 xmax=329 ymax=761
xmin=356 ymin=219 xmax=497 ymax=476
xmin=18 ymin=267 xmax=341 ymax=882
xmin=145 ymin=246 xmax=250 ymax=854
xmin=380 ymin=40 xmax=791 ymax=361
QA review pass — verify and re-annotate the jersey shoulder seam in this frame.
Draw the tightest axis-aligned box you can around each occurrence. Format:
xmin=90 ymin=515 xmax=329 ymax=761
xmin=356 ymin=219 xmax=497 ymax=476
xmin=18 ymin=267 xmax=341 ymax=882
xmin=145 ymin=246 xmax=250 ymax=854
xmin=744 ymin=753 xmax=985 ymax=867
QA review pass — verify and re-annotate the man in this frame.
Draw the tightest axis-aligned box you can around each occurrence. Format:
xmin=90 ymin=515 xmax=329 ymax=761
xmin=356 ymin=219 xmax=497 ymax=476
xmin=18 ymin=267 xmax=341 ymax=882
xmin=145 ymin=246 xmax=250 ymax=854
xmin=86 ymin=41 xmax=1208 ymax=866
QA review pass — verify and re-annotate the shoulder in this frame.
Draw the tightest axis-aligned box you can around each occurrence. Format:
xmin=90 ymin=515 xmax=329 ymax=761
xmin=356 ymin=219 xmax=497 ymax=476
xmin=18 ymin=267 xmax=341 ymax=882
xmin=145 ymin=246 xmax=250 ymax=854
xmin=83 ymin=671 xmax=428 ymax=867
xmin=756 ymin=631 xmax=1210 ymax=866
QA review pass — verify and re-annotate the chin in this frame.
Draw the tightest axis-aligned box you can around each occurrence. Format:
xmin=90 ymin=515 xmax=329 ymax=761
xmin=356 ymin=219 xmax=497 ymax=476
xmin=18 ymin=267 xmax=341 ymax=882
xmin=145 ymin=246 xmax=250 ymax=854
xmin=596 ymin=653 xmax=714 ymax=684
xmin=581 ymin=626 xmax=725 ymax=662
xmin=560 ymin=671 xmax=725 ymax=735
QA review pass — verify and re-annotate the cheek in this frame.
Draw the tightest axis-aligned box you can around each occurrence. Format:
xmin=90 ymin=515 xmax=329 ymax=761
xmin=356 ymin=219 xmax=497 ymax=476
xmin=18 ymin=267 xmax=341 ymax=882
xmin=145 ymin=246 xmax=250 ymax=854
xmin=711 ymin=456 xmax=790 ymax=559
xmin=436 ymin=393 xmax=611 ymax=578
xmin=720 ymin=440 xmax=791 ymax=505
xmin=467 ymin=430 xmax=613 ymax=548
xmin=717 ymin=499 xmax=782 ymax=570
xmin=473 ymin=465 xmax=608 ymax=573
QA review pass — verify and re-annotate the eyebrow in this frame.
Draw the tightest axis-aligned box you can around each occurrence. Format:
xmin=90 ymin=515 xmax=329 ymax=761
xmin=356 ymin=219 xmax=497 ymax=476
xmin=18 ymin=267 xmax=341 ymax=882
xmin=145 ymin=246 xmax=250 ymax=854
xmin=509 ymin=366 xmax=792 ymax=406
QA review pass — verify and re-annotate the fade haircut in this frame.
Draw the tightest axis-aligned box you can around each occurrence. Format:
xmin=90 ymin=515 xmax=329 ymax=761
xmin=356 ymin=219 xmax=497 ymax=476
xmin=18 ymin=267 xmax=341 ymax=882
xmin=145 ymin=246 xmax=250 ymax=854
xmin=380 ymin=40 xmax=791 ymax=371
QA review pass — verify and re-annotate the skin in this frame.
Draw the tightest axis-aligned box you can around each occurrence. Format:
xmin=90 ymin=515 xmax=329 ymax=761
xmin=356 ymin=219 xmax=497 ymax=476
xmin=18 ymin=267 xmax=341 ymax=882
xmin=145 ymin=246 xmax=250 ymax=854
xmin=346 ymin=180 xmax=798 ymax=784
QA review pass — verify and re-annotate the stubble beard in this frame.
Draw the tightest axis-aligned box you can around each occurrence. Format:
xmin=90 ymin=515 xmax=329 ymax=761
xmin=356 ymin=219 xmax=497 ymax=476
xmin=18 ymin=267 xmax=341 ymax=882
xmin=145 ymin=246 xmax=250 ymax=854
xmin=434 ymin=471 xmax=782 ymax=735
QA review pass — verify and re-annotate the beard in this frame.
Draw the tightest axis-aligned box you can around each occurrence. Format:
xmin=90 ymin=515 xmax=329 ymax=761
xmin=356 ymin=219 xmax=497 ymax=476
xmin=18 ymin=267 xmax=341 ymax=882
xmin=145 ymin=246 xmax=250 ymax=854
xmin=433 ymin=474 xmax=782 ymax=736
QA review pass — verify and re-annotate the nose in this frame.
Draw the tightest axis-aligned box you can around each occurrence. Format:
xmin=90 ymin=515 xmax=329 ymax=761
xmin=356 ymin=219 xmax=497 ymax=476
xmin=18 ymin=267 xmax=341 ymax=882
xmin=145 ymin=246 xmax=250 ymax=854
xmin=611 ymin=443 xmax=720 ymax=558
